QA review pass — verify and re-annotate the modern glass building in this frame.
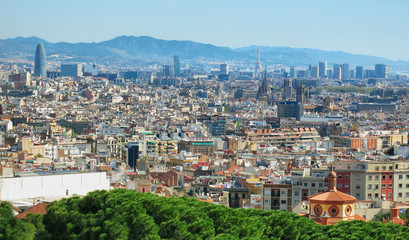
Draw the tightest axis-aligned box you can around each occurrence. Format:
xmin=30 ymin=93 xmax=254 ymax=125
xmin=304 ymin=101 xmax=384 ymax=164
xmin=34 ymin=43 xmax=46 ymax=77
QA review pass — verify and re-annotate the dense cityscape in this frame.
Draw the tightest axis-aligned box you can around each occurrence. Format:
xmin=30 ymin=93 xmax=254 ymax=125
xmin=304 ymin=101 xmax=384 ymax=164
xmin=1 ymin=39 xmax=409 ymax=227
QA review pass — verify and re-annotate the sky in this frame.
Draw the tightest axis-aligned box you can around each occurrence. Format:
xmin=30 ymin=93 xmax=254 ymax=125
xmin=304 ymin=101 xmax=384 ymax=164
xmin=1 ymin=0 xmax=409 ymax=61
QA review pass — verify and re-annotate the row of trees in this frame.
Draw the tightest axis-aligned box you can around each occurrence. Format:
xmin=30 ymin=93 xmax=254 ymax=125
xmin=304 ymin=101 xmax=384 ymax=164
xmin=2 ymin=189 xmax=409 ymax=239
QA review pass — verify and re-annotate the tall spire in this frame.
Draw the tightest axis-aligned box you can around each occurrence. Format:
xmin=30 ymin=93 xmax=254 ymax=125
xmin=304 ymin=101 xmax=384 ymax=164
xmin=255 ymin=47 xmax=262 ymax=77
xmin=257 ymin=47 xmax=260 ymax=63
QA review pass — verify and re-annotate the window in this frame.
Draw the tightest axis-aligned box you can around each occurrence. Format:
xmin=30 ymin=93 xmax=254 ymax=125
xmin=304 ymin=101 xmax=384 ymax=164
xmin=399 ymin=184 xmax=403 ymax=189
xmin=304 ymin=183 xmax=308 ymax=187
xmin=356 ymin=175 xmax=361 ymax=180
xmin=375 ymin=185 xmax=379 ymax=189
xmin=389 ymin=175 xmax=393 ymax=179
xmin=281 ymin=191 xmax=286 ymax=195
xmin=345 ymin=184 xmax=350 ymax=188
xmin=389 ymin=166 xmax=393 ymax=170
xmin=356 ymin=184 xmax=361 ymax=189
xmin=368 ymin=184 xmax=372 ymax=189
xmin=281 ymin=200 xmax=287 ymax=204
xmin=368 ymin=175 xmax=373 ymax=180
xmin=389 ymin=193 xmax=393 ymax=198
xmin=375 ymin=175 xmax=379 ymax=180
xmin=319 ymin=183 xmax=323 ymax=188
xmin=406 ymin=193 xmax=409 ymax=197
xmin=375 ymin=166 xmax=379 ymax=171
xmin=311 ymin=183 xmax=316 ymax=187
xmin=382 ymin=184 xmax=386 ymax=189
xmin=375 ymin=193 xmax=379 ymax=198
xmin=382 ymin=175 xmax=386 ymax=180
xmin=406 ymin=184 xmax=409 ymax=189
xmin=265 ymin=199 xmax=271 ymax=203
xmin=382 ymin=166 xmax=386 ymax=170
xmin=406 ymin=175 xmax=409 ymax=179
xmin=338 ymin=175 xmax=343 ymax=179
xmin=356 ymin=193 xmax=360 ymax=197
xmin=242 ymin=193 xmax=245 ymax=198
xmin=399 ymin=193 xmax=403 ymax=197
xmin=302 ymin=192 xmax=308 ymax=197
xmin=368 ymin=193 xmax=372 ymax=198
xmin=265 ymin=190 xmax=271 ymax=194
xmin=345 ymin=175 xmax=349 ymax=180
xmin=399 ymin=175 xmax=403 ymax=179
xmin=295 ymin=191 xmax=299 ymax=196
xmin=338 ymin=183 xmax=343 ymax=188
xmin=389 ymin=184 xmax=393 ymax=189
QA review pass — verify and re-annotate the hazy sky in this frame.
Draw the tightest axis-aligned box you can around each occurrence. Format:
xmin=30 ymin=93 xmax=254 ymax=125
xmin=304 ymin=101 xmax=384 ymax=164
xmin=1 ymin=0 xmax=409 ymax=60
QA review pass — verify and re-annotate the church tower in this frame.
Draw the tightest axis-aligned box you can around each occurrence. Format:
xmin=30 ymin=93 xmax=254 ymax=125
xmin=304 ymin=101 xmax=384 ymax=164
xmin=257 ymin=68 xmax=271 ymax=100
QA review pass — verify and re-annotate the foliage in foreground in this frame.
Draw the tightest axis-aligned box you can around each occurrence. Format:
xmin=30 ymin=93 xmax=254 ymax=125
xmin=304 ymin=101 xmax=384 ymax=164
xmin=2 ymin=189 xmax=409 ymax=239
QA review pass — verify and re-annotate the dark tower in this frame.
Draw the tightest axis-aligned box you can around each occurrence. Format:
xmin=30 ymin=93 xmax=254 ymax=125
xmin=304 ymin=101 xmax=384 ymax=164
xmin=34 ymin=43 xmax=46 ymax=77
xmin=257 ymin=68 xmax=271 ymax=99
xmin=296 ymin=85 xmax=305 ymax=104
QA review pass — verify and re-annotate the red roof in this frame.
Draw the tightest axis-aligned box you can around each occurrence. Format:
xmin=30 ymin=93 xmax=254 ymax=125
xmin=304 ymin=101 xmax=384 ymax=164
xmin=308 ymin=190 xmax=356 ymax=203
xmin=15 ymin=203 xmax=49 ymax=219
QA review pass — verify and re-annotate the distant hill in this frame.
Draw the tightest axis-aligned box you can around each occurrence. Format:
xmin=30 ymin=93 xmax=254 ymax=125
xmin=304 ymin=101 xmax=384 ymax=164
xmin=1 ymin=35 xmax=409 ymax=70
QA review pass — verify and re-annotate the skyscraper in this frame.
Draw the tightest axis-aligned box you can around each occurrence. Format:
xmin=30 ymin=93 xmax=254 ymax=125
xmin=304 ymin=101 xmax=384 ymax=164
xmin=255 ymin=48 xmax=262 ymax=78
xmin=34 ymin=43 xmax=46 ymax=77
xmin=319 ymin=61 xmax=327 ymax=78
xmin=341 ymin=63 xmax=349 ymax=80
xmin=163 ymin=65 xmax=172 ymax=77
xmin=375 ymin=64 xmax=390 ymax=79
xmin=333 ymin=64 xmax=341 ymax=80
xmin=311 ymin=66 xmax=319 ymax=78
xmin=355 ymin=66 xmax=364 ymax=79
xmin=173 ymin=55 xmax=180 ymax=77
xmin=290 ymin=67 xmax=296 ymax=78
xmin=283 ymin=78 xmax=292 ymax=100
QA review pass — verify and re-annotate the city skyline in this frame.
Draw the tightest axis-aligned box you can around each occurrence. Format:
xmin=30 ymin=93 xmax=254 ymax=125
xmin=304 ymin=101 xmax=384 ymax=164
xmin=1 ymin=0 xmax=409 ymax=61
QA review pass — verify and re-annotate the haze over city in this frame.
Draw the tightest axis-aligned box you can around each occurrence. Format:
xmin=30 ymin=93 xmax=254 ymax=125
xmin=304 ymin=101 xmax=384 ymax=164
xmin=1 ymin=0 xmax=409 ymax=61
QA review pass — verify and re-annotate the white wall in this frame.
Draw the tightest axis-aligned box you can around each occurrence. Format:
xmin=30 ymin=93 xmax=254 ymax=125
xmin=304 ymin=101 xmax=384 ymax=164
xmin=0 ymin=172 xmax=110 ymax=201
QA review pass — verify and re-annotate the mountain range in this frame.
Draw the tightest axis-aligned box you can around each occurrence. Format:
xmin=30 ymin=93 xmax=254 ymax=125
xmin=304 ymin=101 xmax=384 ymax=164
xmin=1 ymin=35 xmax=408 ymax=71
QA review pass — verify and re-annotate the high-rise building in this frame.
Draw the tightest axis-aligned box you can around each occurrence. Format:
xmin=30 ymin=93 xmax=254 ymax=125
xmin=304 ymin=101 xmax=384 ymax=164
xmin=255 ymin=48 xmax=262 ymax=78
xmin=283 ymin=78 xmax=292 ymax=100
xmin=311 ymin=66 xmax=319 ymax=78
xmin=350 ymin=70 xmax=355 ymax=79
xmin=220 ymin=64 xmax=229 ymax=75
xmin=333 ymin=64 xmax=341 ymax=80
xmin=327 ymin=69 xmax=333 ymax=79
xmin=173 ymin=55 xmax=180 ymax=77
xmin=163 ymin=65 xmax=172 ymax=77
xmin=296 ymin=85 xmax=305 ymax=104
xmin=34 ymin=43 xmax=46 ymax=77
xmin=355 ymin=66 xmax=364 ymax=79
xmin=341 ymin=63 xmax=349 ymax=80
xmin=364 ymin=70 xmax=376 ymax=79
xmin=290 ymin=67 xmax=296 ymax=78
xmin=375 ymin=64 xmax=390 ymax=79
xmin=319 ymin=61 xmax=327 ymax=78
xmin=61 ymin=64 xmax=83 ymax=77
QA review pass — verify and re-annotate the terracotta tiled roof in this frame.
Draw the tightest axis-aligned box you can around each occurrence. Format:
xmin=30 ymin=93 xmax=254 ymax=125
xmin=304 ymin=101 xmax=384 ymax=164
xmin=353 ymin=214 xmax=367 ymax=222
xmin=15 ymin=203 xmax=49 ymax=219
xmin=308 ymin=190 xmax=356 ymax=202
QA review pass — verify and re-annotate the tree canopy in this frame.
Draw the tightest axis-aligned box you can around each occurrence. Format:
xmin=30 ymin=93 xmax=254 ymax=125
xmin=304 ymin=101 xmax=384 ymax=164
xmin=2 ymin=189 xmax=409 ymax=239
